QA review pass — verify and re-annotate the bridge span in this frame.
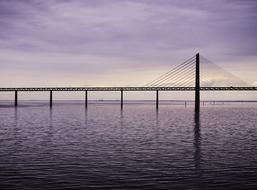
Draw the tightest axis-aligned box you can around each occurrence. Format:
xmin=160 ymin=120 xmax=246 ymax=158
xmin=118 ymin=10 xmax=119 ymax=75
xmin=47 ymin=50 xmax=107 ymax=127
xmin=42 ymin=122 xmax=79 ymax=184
xmin=0 ymin=87 xmax=257 ymax=91
xmin=0 ymin=86 xmax=256 ymax=108
xmin=0 ymin=87 xmax=256 ymax=91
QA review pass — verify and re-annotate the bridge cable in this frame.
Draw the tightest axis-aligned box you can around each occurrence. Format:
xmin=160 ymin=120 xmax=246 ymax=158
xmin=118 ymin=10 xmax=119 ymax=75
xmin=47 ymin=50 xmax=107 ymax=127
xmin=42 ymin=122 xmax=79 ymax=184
xmin=149 ymin=62 xmax=195 ymax=87
xmin=157 ymin=69 xmax=195 ymax=87
xmin=146 ymin=59 xmax=195 ymax=87
xmin=145 ymin=55 xmax=196 ymax=86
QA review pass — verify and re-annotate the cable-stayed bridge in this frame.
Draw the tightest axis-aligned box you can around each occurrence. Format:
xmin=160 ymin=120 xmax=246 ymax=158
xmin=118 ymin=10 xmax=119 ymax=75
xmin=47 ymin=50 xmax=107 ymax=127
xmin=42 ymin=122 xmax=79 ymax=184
xmin=0 ymin=53 xmax=256 ymax=109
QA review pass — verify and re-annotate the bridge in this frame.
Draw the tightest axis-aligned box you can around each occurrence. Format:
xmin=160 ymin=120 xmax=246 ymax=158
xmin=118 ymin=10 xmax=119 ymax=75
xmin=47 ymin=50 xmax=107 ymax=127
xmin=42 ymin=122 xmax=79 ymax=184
xmin=1 ymin=87 xmax=256 ymax=91
xmin=0 ymin=53 xmax=256 ymax=109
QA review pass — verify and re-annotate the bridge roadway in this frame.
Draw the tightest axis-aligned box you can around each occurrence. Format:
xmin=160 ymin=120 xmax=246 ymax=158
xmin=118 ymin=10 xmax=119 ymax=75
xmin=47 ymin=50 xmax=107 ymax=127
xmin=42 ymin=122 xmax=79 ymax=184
xmin=0 ymin=86 xmax=257 ymax=91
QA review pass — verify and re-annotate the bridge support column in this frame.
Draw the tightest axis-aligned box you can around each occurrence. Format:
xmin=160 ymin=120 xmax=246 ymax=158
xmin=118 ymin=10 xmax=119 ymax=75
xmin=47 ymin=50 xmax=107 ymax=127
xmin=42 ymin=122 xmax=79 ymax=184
xmin=195 ymin=53 xmax=200 ymax=113
xmin=121 ymin=89 xmax=123 ymax=109
xmin=156 ymin=90 xmax=159 ymax=109
xmin=50 ymin=90 xmax=53 ymax=107
xmin=85 ymin=90 xmax=88 ymax=108
xmin=15 ymin=90 xmax=18 ymax=107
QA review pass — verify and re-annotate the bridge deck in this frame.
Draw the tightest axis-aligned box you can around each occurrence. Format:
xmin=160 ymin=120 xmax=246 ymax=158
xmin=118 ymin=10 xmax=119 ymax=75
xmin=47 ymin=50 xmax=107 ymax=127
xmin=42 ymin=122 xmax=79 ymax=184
xmin=0 ymin=87 xmax=256 ymax=91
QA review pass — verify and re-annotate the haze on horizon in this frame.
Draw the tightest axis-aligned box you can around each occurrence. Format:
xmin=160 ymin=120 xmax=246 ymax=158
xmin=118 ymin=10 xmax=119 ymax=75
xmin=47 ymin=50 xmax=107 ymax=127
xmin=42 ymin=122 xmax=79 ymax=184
xmin=0 ymin=0 xmax=257 ymax=100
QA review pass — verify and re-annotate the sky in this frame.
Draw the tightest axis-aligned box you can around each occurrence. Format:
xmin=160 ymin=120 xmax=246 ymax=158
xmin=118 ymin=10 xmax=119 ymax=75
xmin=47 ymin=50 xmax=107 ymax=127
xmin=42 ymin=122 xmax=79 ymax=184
xmin=0 ymin=0 xmax=257 ymax=100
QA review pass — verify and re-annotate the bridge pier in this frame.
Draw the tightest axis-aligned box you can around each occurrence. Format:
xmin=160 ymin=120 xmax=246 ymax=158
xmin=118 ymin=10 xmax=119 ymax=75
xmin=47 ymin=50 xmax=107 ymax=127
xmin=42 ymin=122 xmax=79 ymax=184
xmin=85 ymin=90 xmax=88 ymax=108
xmin=50 ymin=90 xmax=53 ymax=107
xmin=15 ymin=90 xmax=18 ymax=107
xmin=156 ymin=90 xmax=159 ymax=109
xmin=121 ymin=89 xmax=123 ymax=109
xmin=195 ymin=53 xmax=200 ymax=113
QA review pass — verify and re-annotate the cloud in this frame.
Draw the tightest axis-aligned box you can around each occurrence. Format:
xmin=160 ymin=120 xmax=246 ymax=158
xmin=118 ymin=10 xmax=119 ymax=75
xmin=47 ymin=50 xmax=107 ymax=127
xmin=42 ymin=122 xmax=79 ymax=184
xmin=0 ymin=0 xmax=256 ymax=87
xmin=1 ymin=0 xmax=256 ymax=56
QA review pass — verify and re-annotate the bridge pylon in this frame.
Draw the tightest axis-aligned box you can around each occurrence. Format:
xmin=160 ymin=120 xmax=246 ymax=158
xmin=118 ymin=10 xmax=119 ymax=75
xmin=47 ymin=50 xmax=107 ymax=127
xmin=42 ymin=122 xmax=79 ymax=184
xmin=195 ymin=53 xmax=200 ymax=113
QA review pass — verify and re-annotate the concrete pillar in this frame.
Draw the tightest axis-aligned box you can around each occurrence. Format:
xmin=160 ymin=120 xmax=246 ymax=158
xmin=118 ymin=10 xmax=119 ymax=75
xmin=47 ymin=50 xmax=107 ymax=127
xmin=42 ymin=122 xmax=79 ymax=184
xmin=15 ymin=90 xmax=18 ymax=107
xmin=156 ymin=90 xmax=159 ymax=109
xmin=50 ymin=90 xmax=53 ymax=107
xmin=121 ymin=89 xmax=123 ymax=109
xmin=85 ymin=90 xmax=88 ymax=107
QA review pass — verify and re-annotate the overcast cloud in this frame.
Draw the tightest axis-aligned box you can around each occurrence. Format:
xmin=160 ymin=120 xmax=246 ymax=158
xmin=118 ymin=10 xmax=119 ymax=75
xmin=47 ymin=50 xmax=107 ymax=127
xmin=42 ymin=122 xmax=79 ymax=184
xmin=0 ymin=0 xmax=257 ymax=87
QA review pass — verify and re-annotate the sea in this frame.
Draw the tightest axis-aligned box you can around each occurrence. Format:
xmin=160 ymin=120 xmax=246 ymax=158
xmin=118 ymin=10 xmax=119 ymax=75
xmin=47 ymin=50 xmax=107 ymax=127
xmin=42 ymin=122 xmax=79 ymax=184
xmin=0 ymin=101 xmax=257 ymax=189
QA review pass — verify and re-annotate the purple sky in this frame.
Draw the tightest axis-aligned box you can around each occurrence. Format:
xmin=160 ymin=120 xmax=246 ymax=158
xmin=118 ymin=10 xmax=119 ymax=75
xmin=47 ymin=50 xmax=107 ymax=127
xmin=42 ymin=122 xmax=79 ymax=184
xmin=0 ymin=0 xmax=257 ymax=99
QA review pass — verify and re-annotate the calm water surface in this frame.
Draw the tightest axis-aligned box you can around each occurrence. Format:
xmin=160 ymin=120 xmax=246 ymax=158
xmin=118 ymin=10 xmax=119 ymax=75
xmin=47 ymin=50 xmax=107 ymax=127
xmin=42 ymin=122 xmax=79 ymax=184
xmin=0 ymin=102 xmax=257 ymax=189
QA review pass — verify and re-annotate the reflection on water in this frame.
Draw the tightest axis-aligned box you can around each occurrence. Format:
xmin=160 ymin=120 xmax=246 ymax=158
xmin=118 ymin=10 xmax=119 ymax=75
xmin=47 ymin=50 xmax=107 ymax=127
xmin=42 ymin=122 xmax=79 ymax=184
xmin=194 ymin=111 xmax=201 ymax=169
xmin=194 ymin=111 xmax=202 ymax=187
xmin=49 ymin=107 xmax=53 ymax=127
xmin=0 ymin=103 xmax=257 ymax=189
